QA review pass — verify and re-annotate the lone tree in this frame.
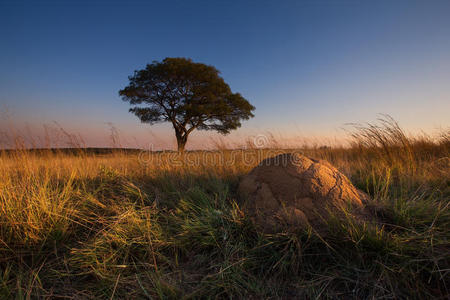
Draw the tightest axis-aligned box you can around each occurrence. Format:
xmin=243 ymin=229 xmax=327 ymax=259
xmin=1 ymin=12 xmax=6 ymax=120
xmin=119 ymin=57 xmax=255 ymax=152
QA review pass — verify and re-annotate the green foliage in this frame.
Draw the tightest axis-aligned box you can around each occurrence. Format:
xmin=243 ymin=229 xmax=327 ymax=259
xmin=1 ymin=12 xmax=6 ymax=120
xmin=119 ymin=57 xmax=255 ymax=151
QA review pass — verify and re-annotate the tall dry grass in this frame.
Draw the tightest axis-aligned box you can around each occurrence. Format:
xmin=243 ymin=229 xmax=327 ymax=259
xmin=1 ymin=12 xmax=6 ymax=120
xmin=0 ymin=117 xmax=448 ymax=298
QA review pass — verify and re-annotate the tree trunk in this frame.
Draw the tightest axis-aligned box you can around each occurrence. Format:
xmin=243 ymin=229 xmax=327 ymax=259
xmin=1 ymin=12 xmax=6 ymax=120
xmin=175 ymin=129 xmax=188 ymax=152
xmin=176 ymin=137 xmax=186 ymax=152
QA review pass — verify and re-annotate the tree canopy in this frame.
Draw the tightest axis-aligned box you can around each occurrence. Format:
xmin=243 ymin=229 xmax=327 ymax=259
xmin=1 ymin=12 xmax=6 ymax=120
xmin=119 ymin=57 xmax=255 ymax=151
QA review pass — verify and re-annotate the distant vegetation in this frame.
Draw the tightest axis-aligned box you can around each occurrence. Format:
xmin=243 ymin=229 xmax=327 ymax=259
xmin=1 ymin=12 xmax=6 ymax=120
xmin=0 ymin=117 xmax=449 ymax=298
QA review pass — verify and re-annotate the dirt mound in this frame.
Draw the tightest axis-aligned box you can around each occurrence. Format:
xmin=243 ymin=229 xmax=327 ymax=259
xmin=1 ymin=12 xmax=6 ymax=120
xmin=239 ymin=153 xmax=366 ymax=232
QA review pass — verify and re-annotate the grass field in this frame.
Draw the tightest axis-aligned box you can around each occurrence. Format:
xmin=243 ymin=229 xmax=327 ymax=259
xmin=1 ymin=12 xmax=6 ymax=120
xmin=0 ymin=118 xmax=449 ymax=299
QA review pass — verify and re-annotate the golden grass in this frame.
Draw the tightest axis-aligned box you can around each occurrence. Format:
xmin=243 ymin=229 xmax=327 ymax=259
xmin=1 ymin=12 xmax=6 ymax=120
xmin=0 ymin=117 xmax=449 ymax=298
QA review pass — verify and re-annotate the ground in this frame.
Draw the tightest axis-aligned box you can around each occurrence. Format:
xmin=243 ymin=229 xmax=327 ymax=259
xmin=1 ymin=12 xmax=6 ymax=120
xmin=0 ymin=125 xmax=449 ymax=299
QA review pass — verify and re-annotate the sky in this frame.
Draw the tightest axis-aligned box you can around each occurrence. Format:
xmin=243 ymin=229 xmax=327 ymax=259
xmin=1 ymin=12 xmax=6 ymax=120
xmin=1 ymin=0 xmax=449 ymax=149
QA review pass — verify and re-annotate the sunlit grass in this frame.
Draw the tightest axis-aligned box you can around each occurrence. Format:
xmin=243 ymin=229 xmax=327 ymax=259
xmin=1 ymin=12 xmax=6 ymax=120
xmin=0 ymin=118 xmax=448 ymax=298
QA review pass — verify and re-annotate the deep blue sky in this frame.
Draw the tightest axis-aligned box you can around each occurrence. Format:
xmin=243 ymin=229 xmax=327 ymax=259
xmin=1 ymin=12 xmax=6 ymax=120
xmin=1 ymin=0 xmax=449 ymax=148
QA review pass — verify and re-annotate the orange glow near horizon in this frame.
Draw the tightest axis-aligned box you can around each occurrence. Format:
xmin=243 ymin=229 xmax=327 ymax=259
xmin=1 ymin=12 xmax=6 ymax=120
xmin=1 ymin=117 xmax=447 ymax=150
